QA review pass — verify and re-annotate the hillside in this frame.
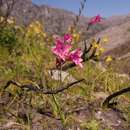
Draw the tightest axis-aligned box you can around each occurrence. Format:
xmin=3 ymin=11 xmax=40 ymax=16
xmin=4 ymin=0 xmax=130 ymax=39
xmin=94 ymin=15 xmax=130 ymax=75
xmin=96 ymin=20 xmax=130 ymax=52
xmin=8 ymin=0 xmax=88 ymax=34
xmin=10 ymin=0 xmax=130 ymax=48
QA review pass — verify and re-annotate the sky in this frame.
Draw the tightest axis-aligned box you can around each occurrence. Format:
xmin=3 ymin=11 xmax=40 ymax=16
xmin=32 ymin=0 xmax=130 ymax=17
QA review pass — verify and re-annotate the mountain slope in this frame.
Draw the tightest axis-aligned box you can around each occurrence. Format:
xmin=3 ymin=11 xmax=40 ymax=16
xmin=96 ymin=20 xmax=130 ymax=52
xmin=9 ymin=0 xmax=89 ymax=34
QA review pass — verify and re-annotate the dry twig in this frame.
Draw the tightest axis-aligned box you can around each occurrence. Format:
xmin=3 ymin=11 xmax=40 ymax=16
xmin=4 ymin=79 xmax=84 ymax=95
xmin=103 ymin=86 xmax=130 ymax=108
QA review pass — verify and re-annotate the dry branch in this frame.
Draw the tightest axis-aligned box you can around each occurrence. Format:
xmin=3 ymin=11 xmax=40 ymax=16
xmin=4 ymin=79 xmax=85 ymax=95
xmin=103 ymin=86 xmax=130 ymax=108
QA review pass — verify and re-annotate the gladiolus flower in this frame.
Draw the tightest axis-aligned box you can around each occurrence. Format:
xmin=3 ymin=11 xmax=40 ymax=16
xmin=64 ymin=34 xmax=72 ymax=43
xmin=52 ymin=34 xmax=83 ymax=68
xmin=69 ymin=49 xmax=83 ymax=68
xmin=52 ymin=39 xmax=72 ymax=61
xmin=89 ymin=15 xmax=102 ymax=25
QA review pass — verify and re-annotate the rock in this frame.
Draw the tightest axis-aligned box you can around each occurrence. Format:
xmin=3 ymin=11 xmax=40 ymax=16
xmin=49 ymin=69 xmax=76 ymax=82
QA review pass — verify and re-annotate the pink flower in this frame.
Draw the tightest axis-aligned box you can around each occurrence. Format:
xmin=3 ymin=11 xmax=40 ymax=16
xmin=69 ymin=49 xmax=83 ymax=68
xmin=52 ymin=39 xmax=72 ymax=61
xmin=52 ymin=34 xmax=83 ymax=68
xmin=89 ymin=15 xmax=102 ymax=25
xmin=64 ymin=34 xmax=72 ymax=43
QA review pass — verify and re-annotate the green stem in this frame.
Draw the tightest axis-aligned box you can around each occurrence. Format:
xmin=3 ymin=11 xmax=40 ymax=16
xmin=52 ymin=95 xmax=65 ymax=126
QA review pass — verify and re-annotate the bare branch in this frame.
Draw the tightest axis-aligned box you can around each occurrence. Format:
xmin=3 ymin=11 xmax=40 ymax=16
xmin=103 ymin=86 xmax=130 ymax=108
xmin=4 ymin=79 xmax=85 ymax=95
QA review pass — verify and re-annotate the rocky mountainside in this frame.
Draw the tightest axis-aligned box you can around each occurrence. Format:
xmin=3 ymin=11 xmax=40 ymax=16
xmin=8 ymin=0 xmax=89 ymax=34
xmin=97 ymin=20 xmax=130 ymax=53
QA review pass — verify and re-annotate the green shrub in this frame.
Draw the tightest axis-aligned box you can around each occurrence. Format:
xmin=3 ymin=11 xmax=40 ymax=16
xmin=0 ymin=24 xmax=17 ymax=53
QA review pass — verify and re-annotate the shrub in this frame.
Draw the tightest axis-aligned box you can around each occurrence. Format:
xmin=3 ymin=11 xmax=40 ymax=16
xmin=0 ymin=24 xmax=17 ymax=53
